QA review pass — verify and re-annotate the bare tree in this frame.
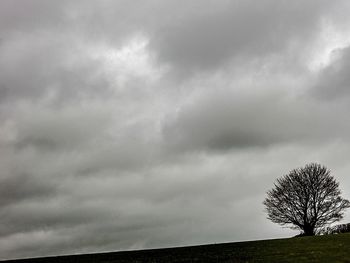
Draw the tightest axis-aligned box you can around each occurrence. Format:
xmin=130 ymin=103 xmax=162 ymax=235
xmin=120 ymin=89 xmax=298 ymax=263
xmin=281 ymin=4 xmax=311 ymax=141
xmin=264 ymin=163 xmax=350 ymax=236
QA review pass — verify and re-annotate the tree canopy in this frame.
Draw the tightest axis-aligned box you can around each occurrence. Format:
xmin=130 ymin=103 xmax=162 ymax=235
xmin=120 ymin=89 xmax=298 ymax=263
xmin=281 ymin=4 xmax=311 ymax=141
xmin=264 ymin=163 xmax=350 ymax=236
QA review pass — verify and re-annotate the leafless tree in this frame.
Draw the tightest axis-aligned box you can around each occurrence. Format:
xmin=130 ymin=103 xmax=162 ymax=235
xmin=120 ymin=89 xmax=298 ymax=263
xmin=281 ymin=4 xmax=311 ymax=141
xmin=264 ymin=163 xmax=350 ymax=236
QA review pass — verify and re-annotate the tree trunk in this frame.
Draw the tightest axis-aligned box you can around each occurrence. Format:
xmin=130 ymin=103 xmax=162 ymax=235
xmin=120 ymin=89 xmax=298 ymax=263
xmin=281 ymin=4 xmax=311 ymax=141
xmin=303 ymin=225 xmax=315 ymax=236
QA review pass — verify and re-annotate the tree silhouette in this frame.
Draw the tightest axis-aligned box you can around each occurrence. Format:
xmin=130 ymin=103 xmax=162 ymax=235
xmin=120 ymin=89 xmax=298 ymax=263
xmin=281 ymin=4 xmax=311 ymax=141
xmin=264 ymin=163 xmax=350 ymax=236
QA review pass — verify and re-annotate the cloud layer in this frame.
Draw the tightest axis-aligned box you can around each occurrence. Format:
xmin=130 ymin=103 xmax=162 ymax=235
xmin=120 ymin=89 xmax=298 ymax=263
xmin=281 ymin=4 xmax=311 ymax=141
xmin=1 ymin=0 xmax=350 ymax=260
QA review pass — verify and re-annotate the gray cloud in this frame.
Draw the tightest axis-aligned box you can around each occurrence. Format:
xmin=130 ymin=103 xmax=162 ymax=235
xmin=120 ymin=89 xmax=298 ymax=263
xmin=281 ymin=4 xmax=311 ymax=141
xmin=313 ymin=46 xmax=350 ymax=99
xmin=162 ymin=87 xmax=350 ymax=152
xmin=0 ymin=0 xmax=69 ymax=35
xmin=1 ymin=0 xmax=350 ymax=261
xmin=0 ymin=173 xmax=56 ymax=209
xmin=14 ymin=105 xmax=112 ymax=151
xmin=0 ymin=32 xmax=113 ymax=104
xmin=151 ymin=0 xmax=330 ymax=73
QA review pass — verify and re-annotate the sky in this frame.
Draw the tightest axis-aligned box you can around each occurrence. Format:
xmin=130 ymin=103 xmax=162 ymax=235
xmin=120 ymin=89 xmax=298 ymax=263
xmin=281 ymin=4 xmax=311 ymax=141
xmin=1 ymin=0 xmax=350 ymax=260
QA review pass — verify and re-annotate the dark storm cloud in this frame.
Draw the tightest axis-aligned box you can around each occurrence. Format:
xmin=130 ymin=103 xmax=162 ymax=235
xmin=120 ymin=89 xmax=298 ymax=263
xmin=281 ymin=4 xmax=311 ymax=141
xmin=1 ymin=0 xmax=350 ymax=261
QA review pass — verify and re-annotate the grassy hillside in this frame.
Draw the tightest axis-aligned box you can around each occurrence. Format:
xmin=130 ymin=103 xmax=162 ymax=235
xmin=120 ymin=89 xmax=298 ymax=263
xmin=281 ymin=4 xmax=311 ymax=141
xmin=2 ymin=233 xmax=350 ymax=263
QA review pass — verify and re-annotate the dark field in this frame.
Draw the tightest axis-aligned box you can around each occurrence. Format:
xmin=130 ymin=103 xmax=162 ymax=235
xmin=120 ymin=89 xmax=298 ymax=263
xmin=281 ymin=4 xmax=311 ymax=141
xmin=2 ymin=233 xmax=350 ymax=263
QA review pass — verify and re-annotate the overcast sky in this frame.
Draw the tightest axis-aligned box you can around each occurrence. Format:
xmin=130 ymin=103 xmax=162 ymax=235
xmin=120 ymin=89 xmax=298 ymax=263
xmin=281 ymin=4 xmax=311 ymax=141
xmin=2 ymin=0 xmax=350 ymax=260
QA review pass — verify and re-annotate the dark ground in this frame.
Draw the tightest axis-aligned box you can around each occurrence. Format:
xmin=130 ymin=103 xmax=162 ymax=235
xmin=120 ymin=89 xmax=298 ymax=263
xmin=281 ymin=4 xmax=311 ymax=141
xmin=2 ymin=233 xmax=350 ymax=263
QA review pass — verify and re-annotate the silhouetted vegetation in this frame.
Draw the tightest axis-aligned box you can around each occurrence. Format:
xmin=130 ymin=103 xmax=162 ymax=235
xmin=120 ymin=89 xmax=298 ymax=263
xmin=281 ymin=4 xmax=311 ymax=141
xmin=322 ymin=223 xmax=350 ymax=235
xmin=264 ymin=163 xmax=350 ymax=236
